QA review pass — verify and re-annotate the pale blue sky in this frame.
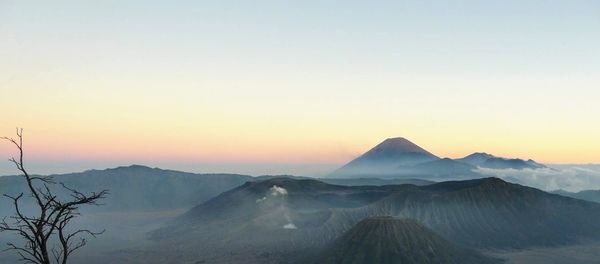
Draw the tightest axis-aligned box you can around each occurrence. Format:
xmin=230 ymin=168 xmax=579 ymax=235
xmin=1 ymin=1 xmax=599 ymax=176
xmin=3 ymin=0 xmax=599 ymax=75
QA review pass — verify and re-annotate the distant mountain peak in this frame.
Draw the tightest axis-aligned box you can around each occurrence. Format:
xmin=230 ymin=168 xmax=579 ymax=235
xmin=330 ymin=137 xmax=440 ymax=177
xmin=331 ymin=137 xmax=545 ymax=179
xmin=467 ymin=152 xmax=496 ymax=158
xmin=367 ymin=137 xmax=436 ymax=156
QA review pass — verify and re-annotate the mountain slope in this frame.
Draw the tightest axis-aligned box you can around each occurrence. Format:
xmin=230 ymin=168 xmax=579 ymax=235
xmin=169 ymin=178 xmax=406 ymax=227
xmin=322 ymin=177 xmax=600 ymax=248
xmin=316 ymin=217 xmax=500 ymax=264
xmin=408 ymin=158 xmax=477 ymax=179
xmin=320 ymin=177 xmax=434 ymax=186
xmin=149 ymin=177 xmax=600 ymax=263
xmin=254 ymin=175 xmax=435 ymax=186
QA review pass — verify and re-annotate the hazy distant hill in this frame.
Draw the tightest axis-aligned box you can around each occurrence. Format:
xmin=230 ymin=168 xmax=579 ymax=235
xmin=320 ymin=177 xmax=434 ymax=186
xmin=410 ymin=158 xmax=478 ymax=178
xmin=0 ymin=166 xmax=442 ymax=264
xmin=0 ymin=165 xmax=253 ymax=214
xmin=455 ymin=152 xmax=497 ymax=166
xmin=316 ymin=217 xmax=501 ymax=264
xmin=256 ymin=174 xmax=435 ymax=186
xmin=481 ymin=157 xmax=546 ymax=170
xmin=554 ymin=189 xmax=600 ymax=203
xmin=147 ymin=177 xmax=600 ymax=263
xmin=457 ymin=152 xmax=546 ymax=170
xmin=0 ymin=165 xmax=433 ymax=216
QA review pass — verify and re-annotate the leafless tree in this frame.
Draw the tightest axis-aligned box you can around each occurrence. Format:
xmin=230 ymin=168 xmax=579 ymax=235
xmin=0 ymin=128 xmax=108 ymax=264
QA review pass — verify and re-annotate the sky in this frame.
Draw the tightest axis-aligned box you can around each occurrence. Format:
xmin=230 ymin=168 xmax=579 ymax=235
xmin=1 ymin=0 xmax=599 ymax=176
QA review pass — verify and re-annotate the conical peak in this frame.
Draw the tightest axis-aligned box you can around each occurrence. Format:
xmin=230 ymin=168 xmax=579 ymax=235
xmin=368 ymin=137 xmax=434 ymax=155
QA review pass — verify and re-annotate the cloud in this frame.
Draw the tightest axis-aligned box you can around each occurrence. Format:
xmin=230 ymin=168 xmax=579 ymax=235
xmin=475 ymin=165 xmax=600 ymax=192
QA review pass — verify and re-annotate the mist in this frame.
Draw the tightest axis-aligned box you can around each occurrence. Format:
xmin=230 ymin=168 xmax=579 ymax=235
xmin=475 ymin=165 xmax=600 ymax=192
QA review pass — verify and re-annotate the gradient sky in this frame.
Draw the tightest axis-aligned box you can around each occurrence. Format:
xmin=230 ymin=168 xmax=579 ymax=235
xmin=1 ymin=0 xmax=599 ymax=176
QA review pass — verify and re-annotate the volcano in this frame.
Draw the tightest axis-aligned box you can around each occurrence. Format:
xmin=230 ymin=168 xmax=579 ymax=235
xmin=316 ymin=217 xmax=501 ymax=264
xmin=330 ymin=137 xmax=440 ymax=178
xmin=149 ymin=177 xmax=600 ymax=263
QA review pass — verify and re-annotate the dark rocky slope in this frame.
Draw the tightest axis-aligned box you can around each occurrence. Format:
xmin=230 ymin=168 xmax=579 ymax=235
xmin=316 ymin=217 xmax=501 ymax=264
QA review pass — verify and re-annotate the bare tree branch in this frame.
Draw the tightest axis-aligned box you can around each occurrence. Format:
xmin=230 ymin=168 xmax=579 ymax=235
xmin=1 ymin=128 xmax=108 ymax=264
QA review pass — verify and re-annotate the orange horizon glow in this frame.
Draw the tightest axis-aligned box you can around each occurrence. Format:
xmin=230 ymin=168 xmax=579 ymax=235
xmin=0 ymin=125 xmax=598 ymax=167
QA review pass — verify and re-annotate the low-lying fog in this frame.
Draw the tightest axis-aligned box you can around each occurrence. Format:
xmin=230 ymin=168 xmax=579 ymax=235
xmin=478 ymin=164 xmax=600 ymax=192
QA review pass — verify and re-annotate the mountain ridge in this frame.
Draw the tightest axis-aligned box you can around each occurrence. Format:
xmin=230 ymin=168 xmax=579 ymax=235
xmin=331 ymin=138 xmax=547 ymax=179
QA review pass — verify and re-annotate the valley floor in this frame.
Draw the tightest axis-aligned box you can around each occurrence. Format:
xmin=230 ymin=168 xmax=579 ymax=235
xmin=0 ymin=208 xmax=187 ymax=264
xmin=4 ymin=208 xmax=600 ymax=264
xmin=487 ymin=242 xmax=600 ymax=264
